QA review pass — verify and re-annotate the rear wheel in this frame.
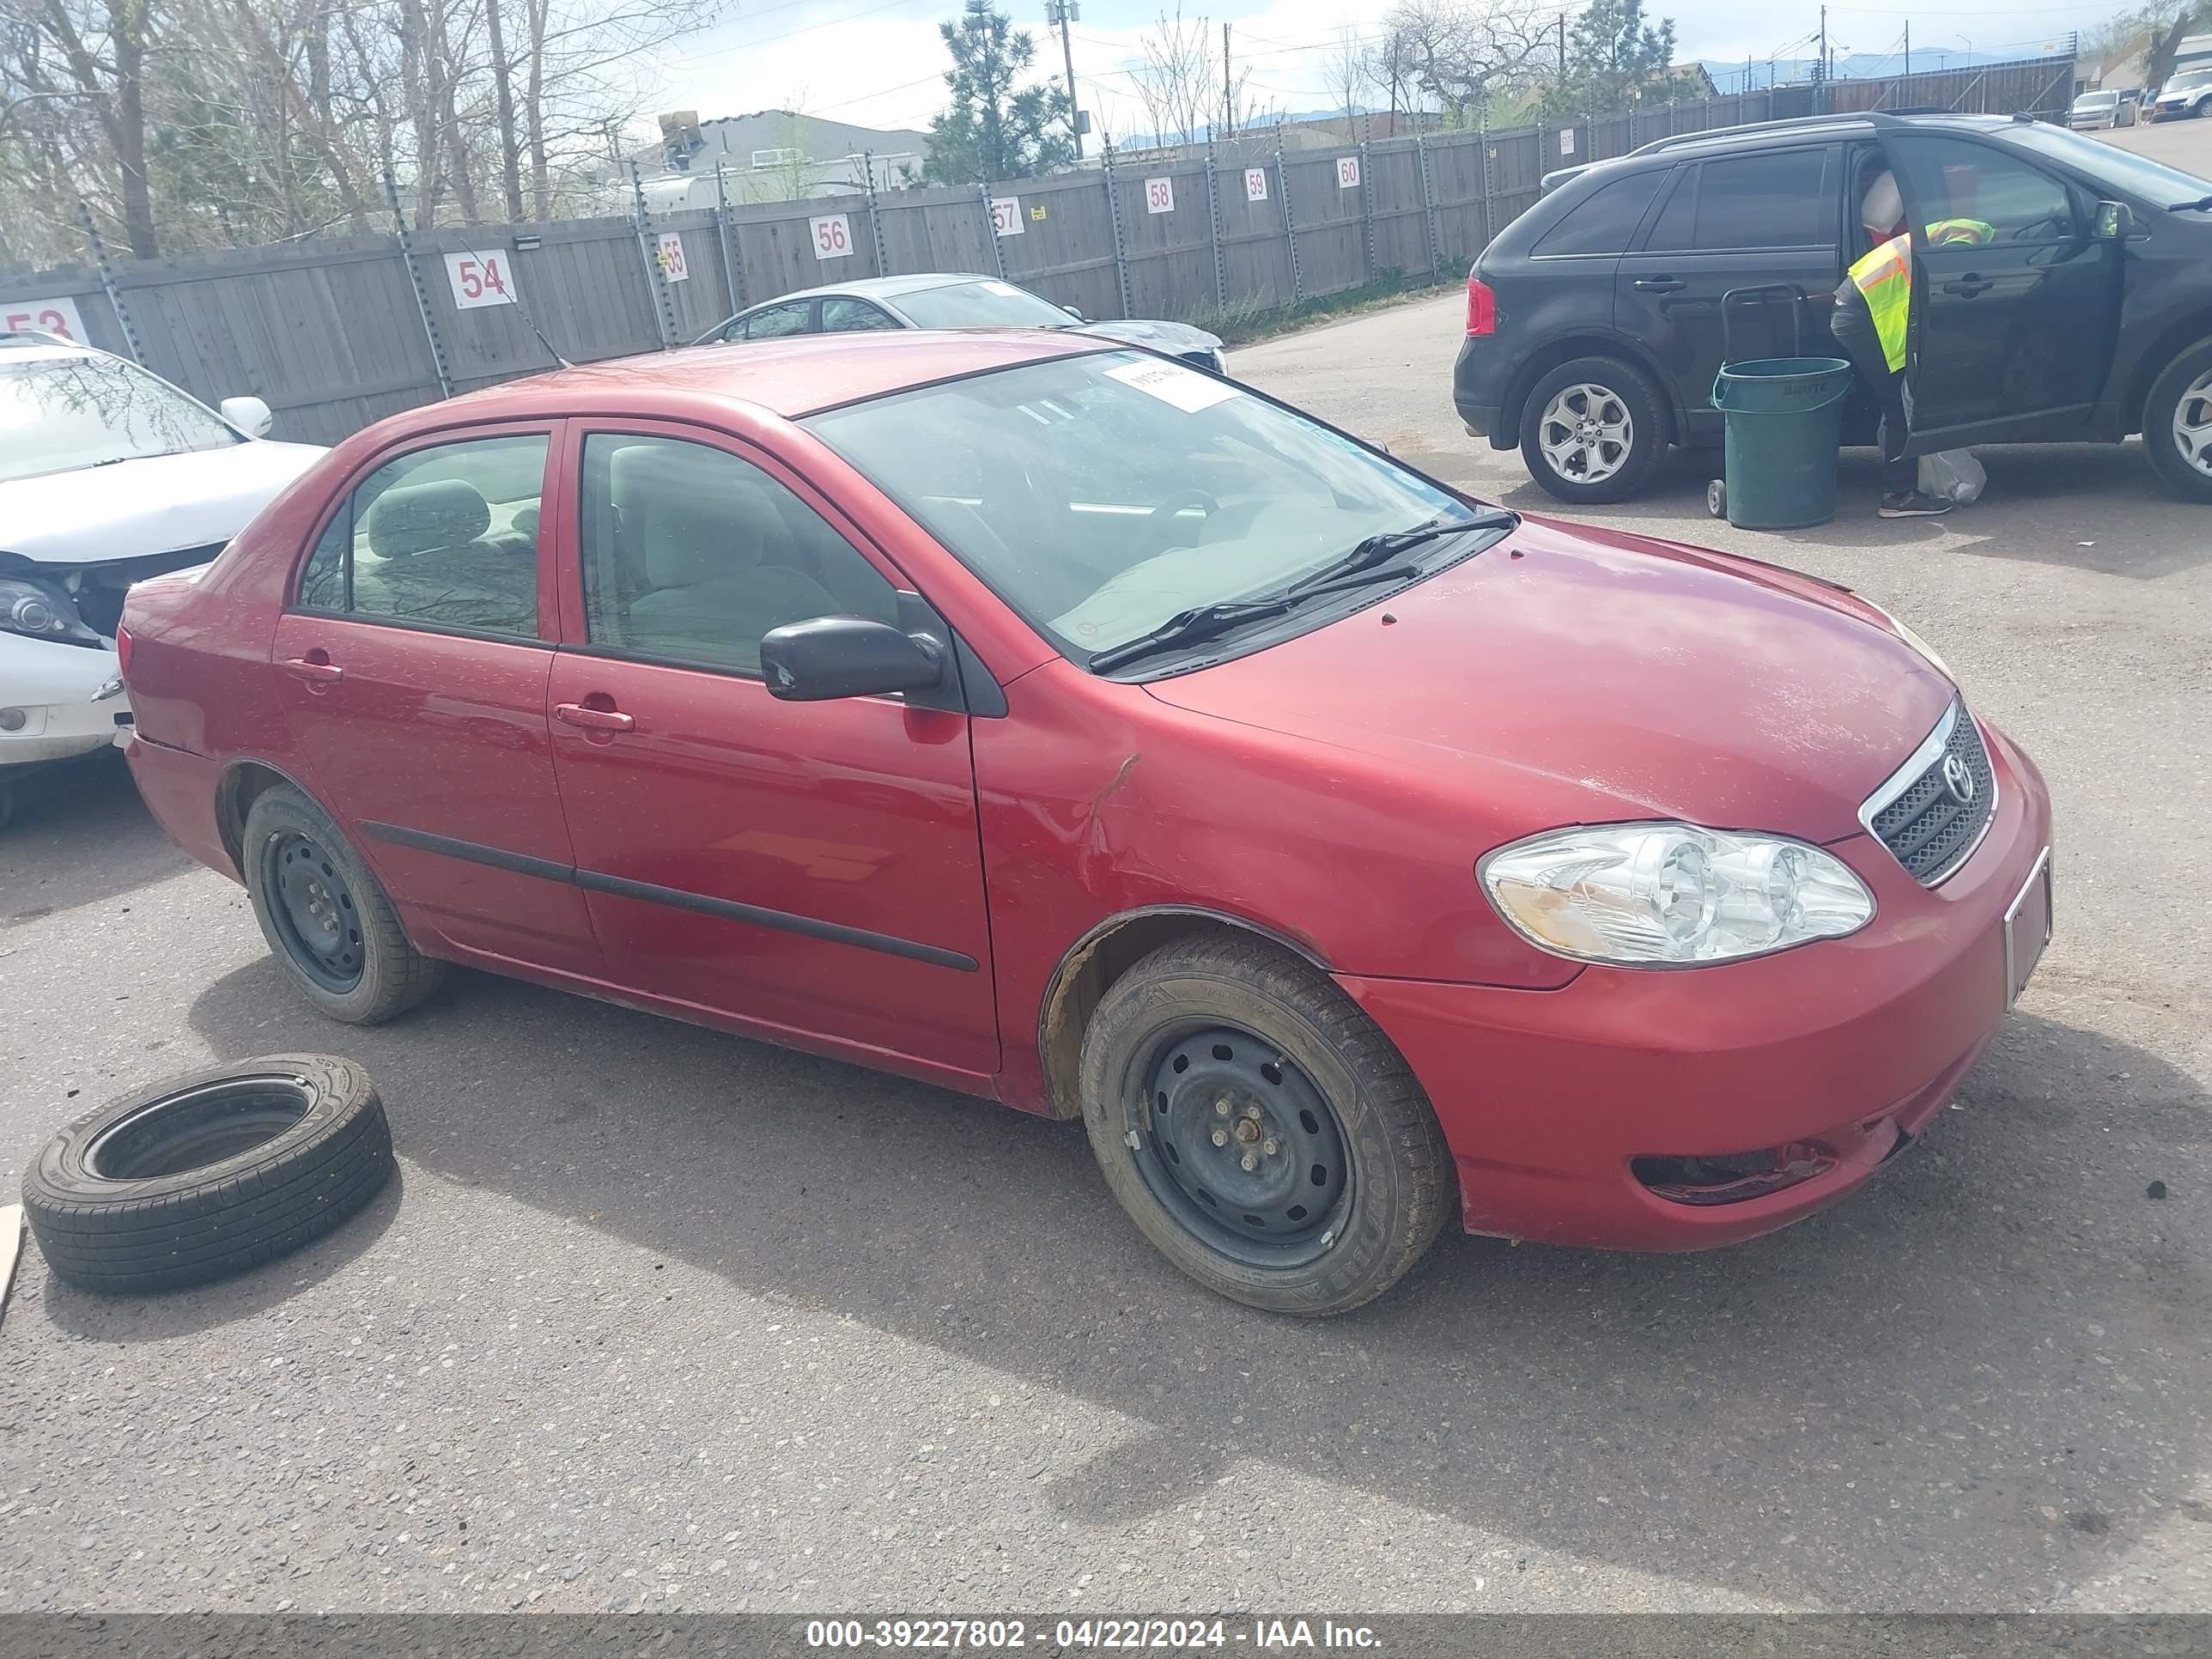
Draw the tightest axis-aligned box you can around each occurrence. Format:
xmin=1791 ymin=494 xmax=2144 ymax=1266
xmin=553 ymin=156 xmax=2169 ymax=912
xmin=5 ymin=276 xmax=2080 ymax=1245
xmin=1078 ymin=934 xmax=1455 ymax=1316
xmin=242 ymin=785 xmax=447 ymax=1024
xmin=1518 ymin=356 xmax=1668 ymax=504
xmin=2142 ymin=337 xmax=2212 ymax=503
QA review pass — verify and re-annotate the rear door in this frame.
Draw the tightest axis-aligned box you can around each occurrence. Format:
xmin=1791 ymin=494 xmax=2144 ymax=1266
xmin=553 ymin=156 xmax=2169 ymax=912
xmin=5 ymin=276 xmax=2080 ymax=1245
xmin=274 ymin=422 xmax=603 ymax=975
xmin=1615 ymin=145 xmax=1844 ymax=446
xmin=1885 ymin=132 xmax=2120 ymax=447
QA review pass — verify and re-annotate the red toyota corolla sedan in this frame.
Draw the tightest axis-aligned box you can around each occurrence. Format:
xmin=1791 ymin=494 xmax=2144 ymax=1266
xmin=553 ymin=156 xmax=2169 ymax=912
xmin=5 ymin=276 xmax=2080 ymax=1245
xmin=118 ymin=332 xmax=2053 ymax=1314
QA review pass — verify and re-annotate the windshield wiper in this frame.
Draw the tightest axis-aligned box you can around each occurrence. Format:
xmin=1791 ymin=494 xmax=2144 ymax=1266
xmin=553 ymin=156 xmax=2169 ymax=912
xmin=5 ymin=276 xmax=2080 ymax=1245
xmin=1088 ymin=563 xmax=1420 ymax=672
xmin=2169 ymin=193 xmax=2212 ymax=211
xmin=1284 ymin=511 xmax=1511 ymax=594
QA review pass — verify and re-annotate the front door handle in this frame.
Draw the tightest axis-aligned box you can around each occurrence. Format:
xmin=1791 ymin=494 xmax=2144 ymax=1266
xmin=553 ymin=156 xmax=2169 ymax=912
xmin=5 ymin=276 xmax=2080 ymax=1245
xmin=280 ymin=655 xmax=343 ymax=686
xmin=1632 ymin=276 xmax=1686 ymax=293
xmin=1942 ymin=276 xmax=1993 ymax=297
xmin=554 ymin=701 xmax=635 ymax=733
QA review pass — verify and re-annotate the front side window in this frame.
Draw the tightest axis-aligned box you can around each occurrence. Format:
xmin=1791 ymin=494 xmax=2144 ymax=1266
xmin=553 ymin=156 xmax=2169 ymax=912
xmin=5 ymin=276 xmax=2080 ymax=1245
xmin=0 ymin=355 xmax=240 ymax=484
xmin=821 ymin=297 xmax=902 ymax=334
xmin=736 ymin=301 xmax=811 ymax=341
xmin=1691 ymin=149 xmax=1836 ymax=250
xmin=889 ymin=281 xmax=1078 ymax=330
xmin=805 ymin=351 xmax=1480 ymax=665
xmin=578 ymin=434 xmax=898 ymax=677
xmin=2005 ymin=119 xmax=2211 ymax=204
xmin=1888 ymin=136 xmax=2076 ymax=242
xmin=1533 ymin=171 xmax=1666 ymax=257
xmin=296 ymin=434 xmax=545 ymax=637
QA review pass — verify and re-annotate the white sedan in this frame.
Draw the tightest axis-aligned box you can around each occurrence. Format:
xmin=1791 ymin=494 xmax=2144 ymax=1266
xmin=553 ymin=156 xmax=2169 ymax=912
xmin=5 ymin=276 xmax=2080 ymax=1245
xmin=0 ymin=331 xmax=324 ymax=828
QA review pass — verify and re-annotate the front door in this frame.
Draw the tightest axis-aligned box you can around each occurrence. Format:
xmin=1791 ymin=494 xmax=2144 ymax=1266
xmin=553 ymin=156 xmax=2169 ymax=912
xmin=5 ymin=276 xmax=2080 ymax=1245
xmin=1887 ymin=132 xmax=2122 ymax=447
xmin=544 ymin=422 xmax=999 ymax=1079
xmin=1614 ymin=144 xmax=1845 ymax=447
xmin=273 ymin=423 xmax=603 ymax=975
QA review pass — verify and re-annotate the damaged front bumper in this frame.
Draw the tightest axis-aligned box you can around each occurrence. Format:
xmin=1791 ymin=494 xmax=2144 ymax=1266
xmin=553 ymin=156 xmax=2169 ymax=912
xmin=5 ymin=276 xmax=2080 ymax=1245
xmin=0 ymin=629 xmax=130 ymax=769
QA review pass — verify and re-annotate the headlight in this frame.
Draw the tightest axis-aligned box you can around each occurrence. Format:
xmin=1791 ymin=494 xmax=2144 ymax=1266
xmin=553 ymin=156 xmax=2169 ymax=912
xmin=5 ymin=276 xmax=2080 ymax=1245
xmin=0 ymin=575 xmax=100 ymax=645
xmin=1861 ymin=599 xmax=1954 ymax=683
xmin=1480 ymin=823 xmax=1875 ymax=966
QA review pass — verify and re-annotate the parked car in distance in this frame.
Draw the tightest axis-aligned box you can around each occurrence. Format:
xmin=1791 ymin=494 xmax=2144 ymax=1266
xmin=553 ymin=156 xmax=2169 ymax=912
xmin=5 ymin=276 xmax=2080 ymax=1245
xmin=2069 ymin=88 xmax=2137 ymax=130
xmin=698 ymin=272 xmax=1229 ymax=375
xmin=1454 ymin=109 xmax=2212 ymax=504
xmin=122 ymin=331 xmax=2053 ymax=1313
xmin=0 ymin=330 xmax=325 ymax=830
xmin=2148 ymin=67 xmax=2212 ymax=121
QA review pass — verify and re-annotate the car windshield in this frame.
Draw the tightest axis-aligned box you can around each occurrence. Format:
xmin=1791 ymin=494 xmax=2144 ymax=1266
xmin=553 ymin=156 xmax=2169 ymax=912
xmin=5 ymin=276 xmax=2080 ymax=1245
xmin=2171 ymin=70 xmax=2212 ymax=89
xmin=2006 ymin=119 xmax=2212 ymax=204
xmin=2074 ymin=92 xmax=2118 ymax=106
xmin=805 ymin=350 xmax=1487 ymax=666
xmin=891 ymin=280 xmax=1081 ymax=330
xmin=0 ymin=354 xmax=240 ymax=484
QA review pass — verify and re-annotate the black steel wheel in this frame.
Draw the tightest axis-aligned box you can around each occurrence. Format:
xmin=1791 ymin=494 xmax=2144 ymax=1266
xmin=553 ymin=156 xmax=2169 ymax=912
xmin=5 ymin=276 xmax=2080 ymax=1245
xmin=241 ymin=783 xmax=447 ymax=1024
xmin=262 ymin=830 xmax=364 ymax=993
xmin=1079 ymin=933 xmax=1455 ymax=1315
xmin=1133 ymin=1025 xmax=1352 ymax=1267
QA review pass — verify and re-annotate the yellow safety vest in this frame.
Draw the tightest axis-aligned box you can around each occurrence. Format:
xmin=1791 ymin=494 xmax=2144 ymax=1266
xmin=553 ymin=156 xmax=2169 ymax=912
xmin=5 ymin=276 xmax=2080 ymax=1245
xmin=1848 ymin=234 xmax=1914 ymax=375
xmin=1845 ymin=219 xmax=1996 ymax=374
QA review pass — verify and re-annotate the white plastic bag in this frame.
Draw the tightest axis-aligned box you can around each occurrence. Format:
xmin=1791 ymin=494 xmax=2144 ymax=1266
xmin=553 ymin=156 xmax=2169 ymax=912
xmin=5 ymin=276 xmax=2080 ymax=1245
xmin=1918 ymin=448 xmax=1986 ymax=506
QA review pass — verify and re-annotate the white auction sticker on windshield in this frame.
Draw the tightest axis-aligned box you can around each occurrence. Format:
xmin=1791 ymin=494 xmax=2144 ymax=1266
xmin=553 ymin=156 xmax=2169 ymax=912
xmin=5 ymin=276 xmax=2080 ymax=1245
xmin=1105 ymin=358 xmax=1240 ymax=413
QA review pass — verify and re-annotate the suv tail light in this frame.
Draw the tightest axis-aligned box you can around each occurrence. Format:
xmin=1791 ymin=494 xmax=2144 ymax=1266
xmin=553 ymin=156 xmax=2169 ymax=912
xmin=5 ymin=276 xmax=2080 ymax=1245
xmin=1465 ymin=275 xmax=1497 ymax=337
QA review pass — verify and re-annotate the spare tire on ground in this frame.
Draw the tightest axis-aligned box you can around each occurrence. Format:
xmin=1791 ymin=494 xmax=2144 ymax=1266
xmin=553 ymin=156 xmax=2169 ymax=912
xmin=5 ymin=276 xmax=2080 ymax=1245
xmin=22 ymin=1055 xmax=392 ymax=1294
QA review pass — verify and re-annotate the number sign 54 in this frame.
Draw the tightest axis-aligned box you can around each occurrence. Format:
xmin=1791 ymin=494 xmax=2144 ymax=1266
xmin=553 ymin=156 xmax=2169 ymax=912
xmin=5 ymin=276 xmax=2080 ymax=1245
xmin=445 ymin=251 xmax=514 ymax=309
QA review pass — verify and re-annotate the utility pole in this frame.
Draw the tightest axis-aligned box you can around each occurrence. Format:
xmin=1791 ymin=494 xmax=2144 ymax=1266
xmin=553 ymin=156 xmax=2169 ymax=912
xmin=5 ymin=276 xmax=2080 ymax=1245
xmin=1558 ymin=14 xmax=1568 ymax=78
xmin=1903 ymin=22 xmax=1911 ymax=85
xmin=1048 ymin=0 xmax=1083 ymax=158
xmin=1815 ymin=4 xmax=1828 ymax=112
xmin=1223 ymin=21 xmax=1233 ymax=138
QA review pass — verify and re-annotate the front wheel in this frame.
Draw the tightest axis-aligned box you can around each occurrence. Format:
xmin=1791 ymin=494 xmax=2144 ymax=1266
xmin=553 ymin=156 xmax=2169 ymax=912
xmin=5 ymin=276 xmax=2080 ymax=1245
xmin=2142 ymin=337 xmax=2212 ymax=502
xmin=1518 ymin=356 xmax=1668 ymax=504
xmin=1078 ymin=934 xmax=1455 ymax=1316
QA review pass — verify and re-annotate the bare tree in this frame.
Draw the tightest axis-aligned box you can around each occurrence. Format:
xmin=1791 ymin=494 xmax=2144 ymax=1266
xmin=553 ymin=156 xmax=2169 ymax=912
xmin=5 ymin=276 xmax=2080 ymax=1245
xmin=1130 ymin=3 xmax=1215 ymax=147
xmin=1384 ymin=0 xmax=1553 ymax=128
xmin=1320 ymin=23 xmax=1367 ymax=128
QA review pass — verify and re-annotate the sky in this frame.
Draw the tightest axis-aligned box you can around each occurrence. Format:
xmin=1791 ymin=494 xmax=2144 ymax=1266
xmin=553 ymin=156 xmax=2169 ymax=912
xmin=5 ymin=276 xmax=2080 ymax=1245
xmin=642 ymin=0 xmax=2118 ymax=146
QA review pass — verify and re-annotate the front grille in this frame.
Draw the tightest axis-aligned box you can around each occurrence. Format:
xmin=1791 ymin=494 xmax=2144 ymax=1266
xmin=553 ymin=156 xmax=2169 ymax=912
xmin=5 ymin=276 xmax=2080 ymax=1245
xmin=1864 ymin=702 xmax=1996 ymax=885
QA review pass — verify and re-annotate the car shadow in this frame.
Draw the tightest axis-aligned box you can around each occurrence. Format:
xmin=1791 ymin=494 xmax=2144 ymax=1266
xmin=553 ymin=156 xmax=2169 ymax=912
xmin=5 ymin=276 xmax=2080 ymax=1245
xmin=175 ymin=955 xmax=2211 ymax=1608
xmin=1485 ymin=445 xmax=2212 ymax=580
xmin=1 ymin=749 xmax=192 ymax=928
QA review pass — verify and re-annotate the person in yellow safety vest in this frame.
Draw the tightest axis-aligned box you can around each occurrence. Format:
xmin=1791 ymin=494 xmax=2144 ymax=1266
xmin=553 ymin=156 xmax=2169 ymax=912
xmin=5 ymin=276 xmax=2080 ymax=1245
xmin=1827 ymin=167 xmax=1998 ymax=519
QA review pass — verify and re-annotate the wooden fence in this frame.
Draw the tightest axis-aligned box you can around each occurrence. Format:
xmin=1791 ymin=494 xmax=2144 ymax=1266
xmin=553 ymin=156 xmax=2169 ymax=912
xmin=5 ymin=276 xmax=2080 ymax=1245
xmin=0 ymin=57 xmax=2073 ymax=447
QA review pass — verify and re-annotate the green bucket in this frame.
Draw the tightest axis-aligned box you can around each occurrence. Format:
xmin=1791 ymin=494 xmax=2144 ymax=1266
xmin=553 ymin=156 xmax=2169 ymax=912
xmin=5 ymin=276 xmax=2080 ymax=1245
xmin=1709 ymin=356 xmax=1856 ymax=531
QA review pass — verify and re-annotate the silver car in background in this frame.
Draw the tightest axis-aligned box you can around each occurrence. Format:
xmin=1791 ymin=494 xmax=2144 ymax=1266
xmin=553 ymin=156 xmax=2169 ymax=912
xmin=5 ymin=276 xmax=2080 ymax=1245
xmin=2069 ymin=89 xmax=2137 ymax=130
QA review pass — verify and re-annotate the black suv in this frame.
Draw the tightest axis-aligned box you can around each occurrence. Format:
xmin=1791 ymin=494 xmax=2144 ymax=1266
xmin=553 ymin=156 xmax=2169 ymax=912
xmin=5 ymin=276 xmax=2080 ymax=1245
xmin=1453 ymin=110 xmax=2212 ymax=503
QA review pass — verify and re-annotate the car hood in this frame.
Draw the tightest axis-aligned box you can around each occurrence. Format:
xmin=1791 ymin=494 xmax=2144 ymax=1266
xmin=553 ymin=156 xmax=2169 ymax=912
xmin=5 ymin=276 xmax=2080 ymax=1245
xmin=1077 ymin=318 xmax=1224 ymax=354
xmin=0 ymin=440 xmax=325 ymax=566
xmin=1142 ymin=514 xmax=1956 ymax=844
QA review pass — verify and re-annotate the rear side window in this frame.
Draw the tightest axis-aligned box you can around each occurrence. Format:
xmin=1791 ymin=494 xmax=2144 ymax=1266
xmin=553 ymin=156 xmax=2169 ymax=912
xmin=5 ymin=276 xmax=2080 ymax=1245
xmin=1680 ymin=149 xmax=1837 ymax=251
xmin=732 ymin=301 xmax=811 ymax=341
xmin=1533 ymin=171 xmax=1667 ymax=257
xmin=295 ymin=434 xmax=546 ymax=638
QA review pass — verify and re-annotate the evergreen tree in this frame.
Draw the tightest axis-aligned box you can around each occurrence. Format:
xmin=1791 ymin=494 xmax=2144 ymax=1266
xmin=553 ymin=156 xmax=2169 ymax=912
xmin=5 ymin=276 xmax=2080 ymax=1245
xmin=1541 ymin=0 xmax=1680 ymax=121
xmin=921 ymin=0 xmax=1077 ymax=184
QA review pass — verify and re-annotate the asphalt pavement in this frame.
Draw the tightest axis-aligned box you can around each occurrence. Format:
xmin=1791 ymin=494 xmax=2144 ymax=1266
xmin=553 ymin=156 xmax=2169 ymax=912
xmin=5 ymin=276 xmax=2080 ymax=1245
xmin=2 ymin=118 xmax=2209 ymax=1616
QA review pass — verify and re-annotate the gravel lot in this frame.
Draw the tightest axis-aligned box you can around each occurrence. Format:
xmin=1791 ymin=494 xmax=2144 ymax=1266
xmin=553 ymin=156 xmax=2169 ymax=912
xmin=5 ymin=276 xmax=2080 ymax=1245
xmin=2 ymin=118 xmax=2209 ymax=1617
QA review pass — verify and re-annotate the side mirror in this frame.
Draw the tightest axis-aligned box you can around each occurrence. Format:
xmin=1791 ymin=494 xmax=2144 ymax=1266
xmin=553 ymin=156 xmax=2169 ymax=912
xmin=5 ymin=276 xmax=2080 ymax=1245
xmin=760 ymin=616 xmax=945 ymax=702
xmin=220 ymin=395 xmax=274 ymax=437
xmin=2096 ymin=199 xmax=2137 ymax=240
xmin=1060 ymin=303 xmax=1086 ymax=321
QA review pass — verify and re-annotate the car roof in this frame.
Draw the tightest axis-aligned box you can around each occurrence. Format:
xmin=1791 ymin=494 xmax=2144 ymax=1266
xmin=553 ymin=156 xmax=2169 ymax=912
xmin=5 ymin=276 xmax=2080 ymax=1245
xmin=742 ymin=271 xmax=1009 ymax=311
xmin=426 ymin=327 xmax=1098 ymax=427
xmin=1539 ymin=111 xmax=2032 ymax=195
xmin=0 ymin=331 xmax=101 ymax=364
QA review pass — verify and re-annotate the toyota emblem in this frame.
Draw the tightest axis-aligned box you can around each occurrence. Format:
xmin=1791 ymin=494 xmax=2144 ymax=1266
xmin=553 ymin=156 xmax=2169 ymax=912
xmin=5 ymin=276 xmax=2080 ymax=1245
xmin=1942 ymin=754 xmax=1976 ymax=805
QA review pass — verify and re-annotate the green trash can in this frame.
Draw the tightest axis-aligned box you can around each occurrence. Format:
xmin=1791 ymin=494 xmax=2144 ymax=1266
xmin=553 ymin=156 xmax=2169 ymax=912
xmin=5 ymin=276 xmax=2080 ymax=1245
xmin=1708 ymin=356 xmax=1856 ymax=531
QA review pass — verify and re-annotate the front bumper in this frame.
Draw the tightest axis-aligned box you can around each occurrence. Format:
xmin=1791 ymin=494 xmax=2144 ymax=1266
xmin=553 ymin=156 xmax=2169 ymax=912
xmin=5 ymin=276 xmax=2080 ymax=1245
xmin=1340 ymin=718 xmax=2054 ymax=1252
xmin=1 ymin=634 xmax=130 ymax=769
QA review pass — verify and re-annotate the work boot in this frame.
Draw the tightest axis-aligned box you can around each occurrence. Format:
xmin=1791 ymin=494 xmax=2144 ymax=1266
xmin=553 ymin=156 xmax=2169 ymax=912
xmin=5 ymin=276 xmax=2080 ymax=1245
xmin=1879 ymin=490 xmax=1953 ymax=519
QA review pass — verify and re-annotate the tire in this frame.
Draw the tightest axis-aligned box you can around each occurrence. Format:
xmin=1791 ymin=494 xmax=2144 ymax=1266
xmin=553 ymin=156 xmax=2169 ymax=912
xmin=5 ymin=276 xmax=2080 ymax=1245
xmin=242 ymin=783 xmax=446 ymax=1024
xmin=1077 ymin=934 xmax=1455 ymax=1316
xmin=22 ymin=1055 xmax=392 ymax=1294
xmin=1518 ymin=356 xmax=1668 ymax=505
xmin=2142 ymin=337 xmax=2212 ymax=503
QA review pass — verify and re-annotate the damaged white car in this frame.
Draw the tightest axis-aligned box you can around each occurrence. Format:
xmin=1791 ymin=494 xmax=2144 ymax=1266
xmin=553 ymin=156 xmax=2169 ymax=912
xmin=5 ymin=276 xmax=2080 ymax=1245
xmin=0 ymin=331 xmax=324 ymax=828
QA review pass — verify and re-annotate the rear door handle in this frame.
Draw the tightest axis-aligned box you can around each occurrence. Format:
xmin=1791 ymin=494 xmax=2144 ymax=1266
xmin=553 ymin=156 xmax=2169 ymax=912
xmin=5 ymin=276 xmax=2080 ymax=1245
xmin=1632 ymin=276 xmax=1686 ymax=293
xmin=280 ymin=656 xmax=343 ymax=685
xmin=1942 ymin=276 xmax=1993 ymax=297
xmin=554 ymin=701 xmax=635 ymax=733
